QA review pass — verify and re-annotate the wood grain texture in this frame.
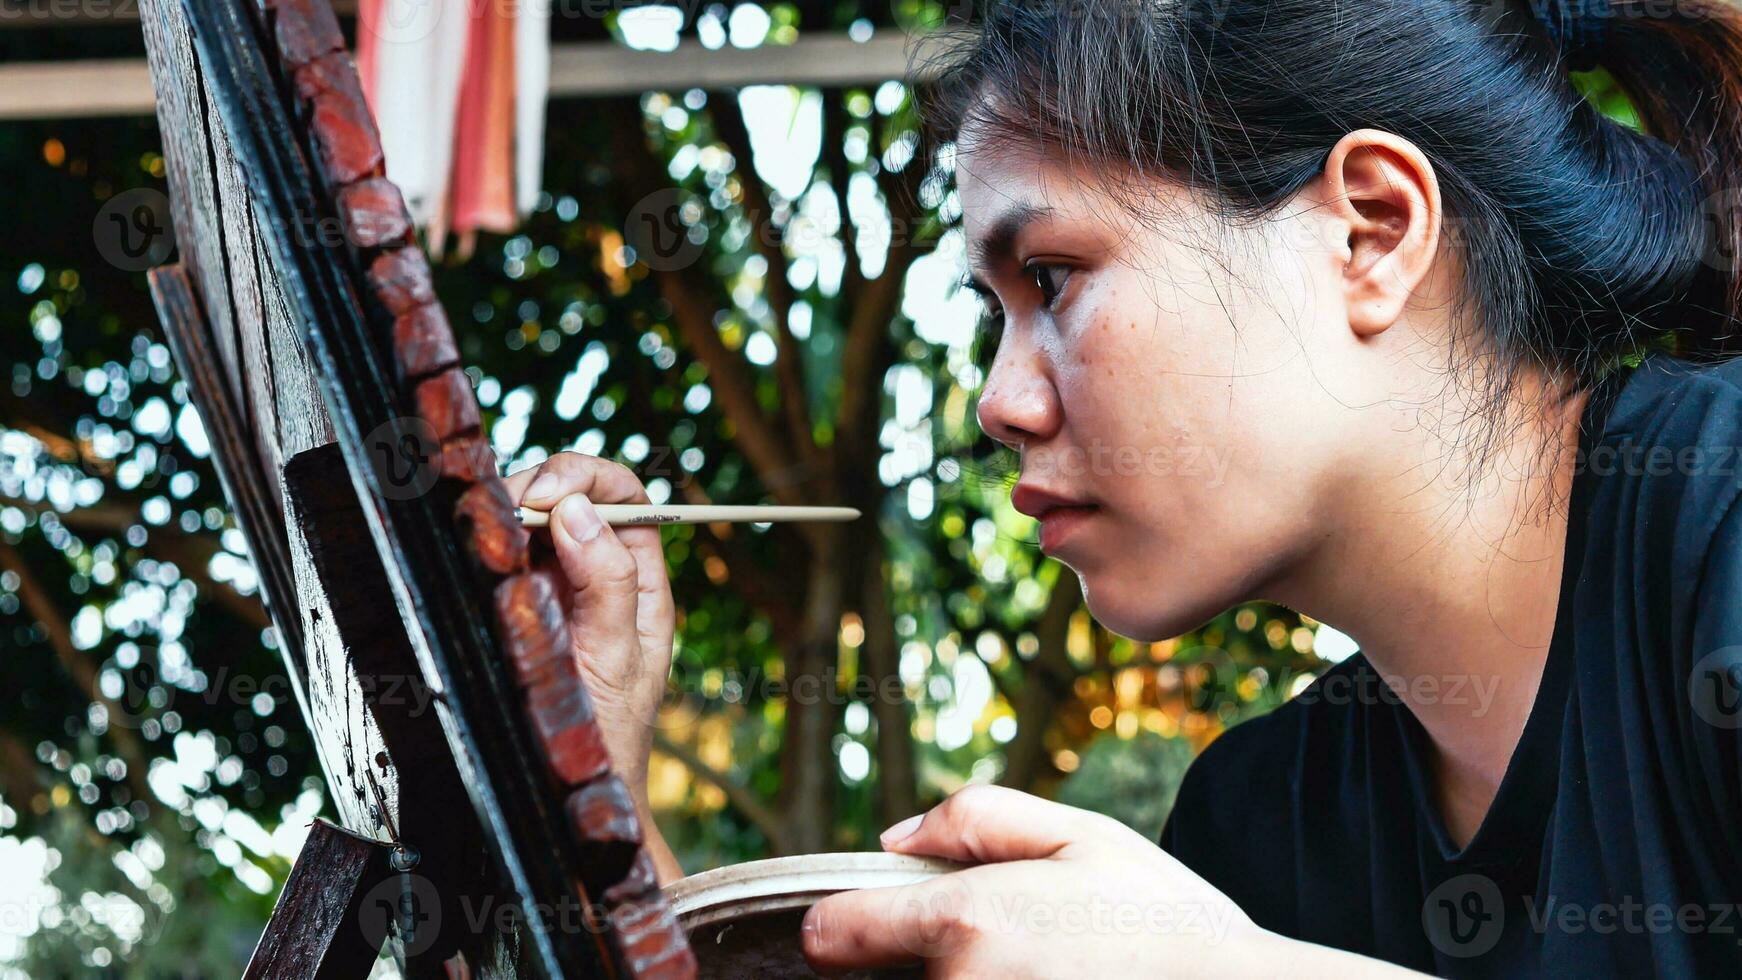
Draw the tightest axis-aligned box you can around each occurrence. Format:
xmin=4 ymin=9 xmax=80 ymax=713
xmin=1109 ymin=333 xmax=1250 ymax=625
xmin=282 ymin=448 xmax=400 ymax=838
xmin=144 ymin=0 xmax=699 ymax=969
xmin=258 ymin=236 xmax=339 ymax=458
xmin=138 ymin=0 xmax=242 ymax=409
xmin=241 ymin=818 xmax=391 ymax=979
xmin=146 ymin=264 xmax=309 ymax=691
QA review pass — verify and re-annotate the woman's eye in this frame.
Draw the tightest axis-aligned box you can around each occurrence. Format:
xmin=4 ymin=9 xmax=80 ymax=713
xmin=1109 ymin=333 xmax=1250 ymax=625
xmin=1028 ymin=264 xmax=1071 ymax=309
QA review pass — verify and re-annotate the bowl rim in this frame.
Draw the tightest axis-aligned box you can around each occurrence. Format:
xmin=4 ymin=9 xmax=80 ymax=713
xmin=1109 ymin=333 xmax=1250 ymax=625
xmin=665 ymin=852 xmax=964 ymax=931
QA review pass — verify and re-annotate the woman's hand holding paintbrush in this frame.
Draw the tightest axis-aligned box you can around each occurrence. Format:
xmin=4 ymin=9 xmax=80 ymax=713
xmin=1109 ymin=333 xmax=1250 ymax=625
xmin=502 ymin=452 xmax=859 ymax=886
xmin=502 ymin=452 xmax=687 ymax=885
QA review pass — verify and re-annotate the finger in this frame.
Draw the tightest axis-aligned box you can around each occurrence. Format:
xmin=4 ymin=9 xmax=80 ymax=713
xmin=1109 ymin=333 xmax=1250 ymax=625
xmin=508 ymin=452 xmax=652 ymax=508
xmin=801 ymin=870 xmax=989 ymax=974
xmin=508 ymin=455 xmax=674 ymax=635
xmin=879 ymin=784 xmax=1103 ymax=864
xmin=549 ymin=494 xmax=659 ymax=702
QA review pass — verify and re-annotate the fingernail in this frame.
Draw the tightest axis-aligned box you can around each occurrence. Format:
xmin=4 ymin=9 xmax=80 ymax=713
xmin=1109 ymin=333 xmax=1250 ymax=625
xmin=525 ymin=473 xmax=562 ymax=502
xmin=559 ymin=495 xmax=604 ymax=543
xmin=879 ymin=814 xmax=923 ymax=847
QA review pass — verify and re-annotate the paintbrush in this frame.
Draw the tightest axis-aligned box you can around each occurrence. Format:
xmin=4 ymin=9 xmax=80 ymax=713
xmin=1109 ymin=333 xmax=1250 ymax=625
xmin=516 ymin=504 xmax=862 ymax=528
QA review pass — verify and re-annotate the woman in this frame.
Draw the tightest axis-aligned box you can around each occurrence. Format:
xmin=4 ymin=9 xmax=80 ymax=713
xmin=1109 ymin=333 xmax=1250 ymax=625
xmin=507 ymin=0 xmax=1742 ymax=974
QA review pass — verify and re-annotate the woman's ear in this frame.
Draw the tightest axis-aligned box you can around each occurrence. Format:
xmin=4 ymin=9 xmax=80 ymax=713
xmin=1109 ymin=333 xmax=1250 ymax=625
xmin=1320 ymin=129 xmax=1443 ymax=338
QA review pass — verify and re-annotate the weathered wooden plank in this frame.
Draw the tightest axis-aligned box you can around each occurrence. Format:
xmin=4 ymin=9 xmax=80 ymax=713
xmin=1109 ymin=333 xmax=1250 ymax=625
xmin=203 ymin=76 xmax=272 ymax=469
xmin=4 ymin=33 xmax=934 ymax=119
xmin=138 ymin=0 xmax=237 ymax=384
xmin=148 ymin=0 xmax=700 ymax=971
xmin=258 ymin=229 xmax=338 ymax=457
xmin=145 ymin=263 xmax=309 ymax=697
xmin=282 ymin=443 xmax=518 ymax=972
xmin=282 ymin=452 xmax=395 ymax=839
xmin=241 ymin=818 xmax=392 ymax=980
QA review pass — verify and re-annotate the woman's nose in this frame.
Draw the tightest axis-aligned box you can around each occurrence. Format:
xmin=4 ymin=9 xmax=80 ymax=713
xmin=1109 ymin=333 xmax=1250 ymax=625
xmin=976 ymin=349 xmax=1061 ymax=451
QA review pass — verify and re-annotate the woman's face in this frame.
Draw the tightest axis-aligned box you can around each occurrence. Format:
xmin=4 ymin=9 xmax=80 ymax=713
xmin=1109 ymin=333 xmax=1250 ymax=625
xmin=961 ymin=132 xmax=1410 ymax=641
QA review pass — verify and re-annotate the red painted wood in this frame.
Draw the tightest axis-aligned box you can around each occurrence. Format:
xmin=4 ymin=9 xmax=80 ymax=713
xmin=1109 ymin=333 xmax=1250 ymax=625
xmin=440 ymin=434 xmax=499 ymax=485
xmin=607 ymin=901 xmax=698 ymax=980
xmin=266 ymin=0 xmax=345 ymax=68
xmin=368 ymin=246 xmax=439 ymax=317
xmin=393 ymin=303 xmax=461 ymax=381
xmin=525 ymin=676 xmax=612 ymax=786
xmin=603 ymin=852 xmax=660 ymax=906
xmin=454 ymin=481 xmax=530 ymax=575
xmin=565 ymin=777 xmax=642 ymax=846
xmin=415 ymin=368 xmax=482 ymax=440
xmin=337 ymin=176 xmax=415 ymax=250
xmin=293 ymin=52 xmax=384 ymax=184
xmin=494 ymin=572 xmax=570 ymax=687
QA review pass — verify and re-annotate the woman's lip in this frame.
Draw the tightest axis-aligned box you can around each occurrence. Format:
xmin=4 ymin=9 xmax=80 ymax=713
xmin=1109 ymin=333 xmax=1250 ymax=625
xmin=1037 ymin=505 xmax=1097 ymax=553
xmin=1011 ymin=484 xmax=1094 ymax=519
xmin=1012 ymin=484 xmax=1099 ymax=553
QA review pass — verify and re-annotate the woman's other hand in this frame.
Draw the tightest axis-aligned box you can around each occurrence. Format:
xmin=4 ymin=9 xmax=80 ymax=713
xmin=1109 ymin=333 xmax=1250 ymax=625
xmin=801 ymin=785 xmax=1291 ymax=978
xmin=504 ymin=454 xmax=674 ymax=828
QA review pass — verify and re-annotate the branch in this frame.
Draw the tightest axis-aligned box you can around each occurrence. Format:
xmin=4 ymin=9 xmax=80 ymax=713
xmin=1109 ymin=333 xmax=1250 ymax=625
xmin=0 ymin=728 xmax=44 ymax=813
xmin=821 ymin=91 xmax=865 ymax=308
xmin=0 ymin=539 xmax=154 ymax=805
xmin=615 ymin=361 xmax=807 ymax=628
xmin=605 ymin=99 xmax=813 ymax=509
xmin=652 ymin=731 xmax=792 ymax=854
xmin=853 ymin=533 xmax=916 ymax=823
xmin=711 ymin=97 xmax=817 ymax=464
xmin=3 ymin=494 xmax=270 ymax=631
xmin=837 ymin=124 xmax=935 ymax=456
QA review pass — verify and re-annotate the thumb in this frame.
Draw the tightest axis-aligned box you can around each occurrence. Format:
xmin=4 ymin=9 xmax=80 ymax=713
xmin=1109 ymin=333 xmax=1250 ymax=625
xmin=879 ymin=785 xmax=1101 ymax=865
xmin=548 ymin=494 xmax=655 ymax=702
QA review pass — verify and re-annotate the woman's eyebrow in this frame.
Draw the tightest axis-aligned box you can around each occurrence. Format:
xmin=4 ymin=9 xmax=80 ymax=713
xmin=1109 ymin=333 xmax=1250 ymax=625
xmin=969 ymin=203 xmax=1053 ymax=270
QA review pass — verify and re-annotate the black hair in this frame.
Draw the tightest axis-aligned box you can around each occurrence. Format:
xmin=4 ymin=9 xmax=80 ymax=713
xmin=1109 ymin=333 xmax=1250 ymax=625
xmin=926 ymin=0 xmax=1742 ymax=433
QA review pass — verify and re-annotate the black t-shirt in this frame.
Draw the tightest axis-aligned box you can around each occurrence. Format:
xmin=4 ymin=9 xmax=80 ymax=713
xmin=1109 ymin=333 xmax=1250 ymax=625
xmin=1159 ymin=354 xmax=1742 ymax=977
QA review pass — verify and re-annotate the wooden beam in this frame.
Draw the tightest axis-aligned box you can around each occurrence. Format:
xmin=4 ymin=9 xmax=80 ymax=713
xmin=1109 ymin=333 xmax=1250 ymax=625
xmin=0 ymin=32 xmax=952 ymax=120
xmin=0 ymin=58 xmax=155 ymax=119
xmin=240 ymin=818 xmax=393 ymax=980
xmin=0 ymin=0 xmax=357 ymax=26
xmin=549 ymin=33 xmax=935 ymax=96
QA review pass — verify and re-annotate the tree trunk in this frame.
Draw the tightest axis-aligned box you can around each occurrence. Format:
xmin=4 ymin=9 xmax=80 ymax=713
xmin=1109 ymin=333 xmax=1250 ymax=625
xmin=779 ymin=525 xmax=846 ymax=852
xmin=858 ymin=534 xmax=918 ymax=824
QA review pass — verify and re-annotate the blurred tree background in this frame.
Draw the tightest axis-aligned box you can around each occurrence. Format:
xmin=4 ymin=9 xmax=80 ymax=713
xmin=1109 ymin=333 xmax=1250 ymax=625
xmin=0 ymin=1 xmax=1347 ymax=974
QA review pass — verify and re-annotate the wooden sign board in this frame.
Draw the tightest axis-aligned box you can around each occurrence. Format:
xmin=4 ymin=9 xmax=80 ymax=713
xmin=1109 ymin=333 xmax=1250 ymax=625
xmin=138 ymin=0 xmax=697 ymax=975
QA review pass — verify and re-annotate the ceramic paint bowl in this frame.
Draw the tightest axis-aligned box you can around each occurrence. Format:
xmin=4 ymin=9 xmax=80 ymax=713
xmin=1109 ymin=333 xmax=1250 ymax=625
xmin=665 ymin=852 xmax=965 ymax=979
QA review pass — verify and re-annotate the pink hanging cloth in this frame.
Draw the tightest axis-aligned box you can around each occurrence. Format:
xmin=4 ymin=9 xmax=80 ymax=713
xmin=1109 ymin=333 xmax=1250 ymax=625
xmin=352 ymin=0 xmax=549 ymax=259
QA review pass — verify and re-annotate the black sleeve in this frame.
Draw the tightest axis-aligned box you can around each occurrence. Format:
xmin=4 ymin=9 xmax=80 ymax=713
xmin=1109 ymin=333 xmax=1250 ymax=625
xmin=1686 ymin=494 xmax=1742 ymax=837
xmin=1156 ymin=708 xmax=1302 ymax=937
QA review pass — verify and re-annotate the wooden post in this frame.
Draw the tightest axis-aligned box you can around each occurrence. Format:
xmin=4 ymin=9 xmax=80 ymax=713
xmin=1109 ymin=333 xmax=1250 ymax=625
xmin=242 ymin=818 xmax=393 ymax=979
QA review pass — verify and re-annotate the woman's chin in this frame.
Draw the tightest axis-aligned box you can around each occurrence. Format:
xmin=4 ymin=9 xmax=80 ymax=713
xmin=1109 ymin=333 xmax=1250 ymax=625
xmin=1080 ymin=573 xmax=1229 ymax=643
